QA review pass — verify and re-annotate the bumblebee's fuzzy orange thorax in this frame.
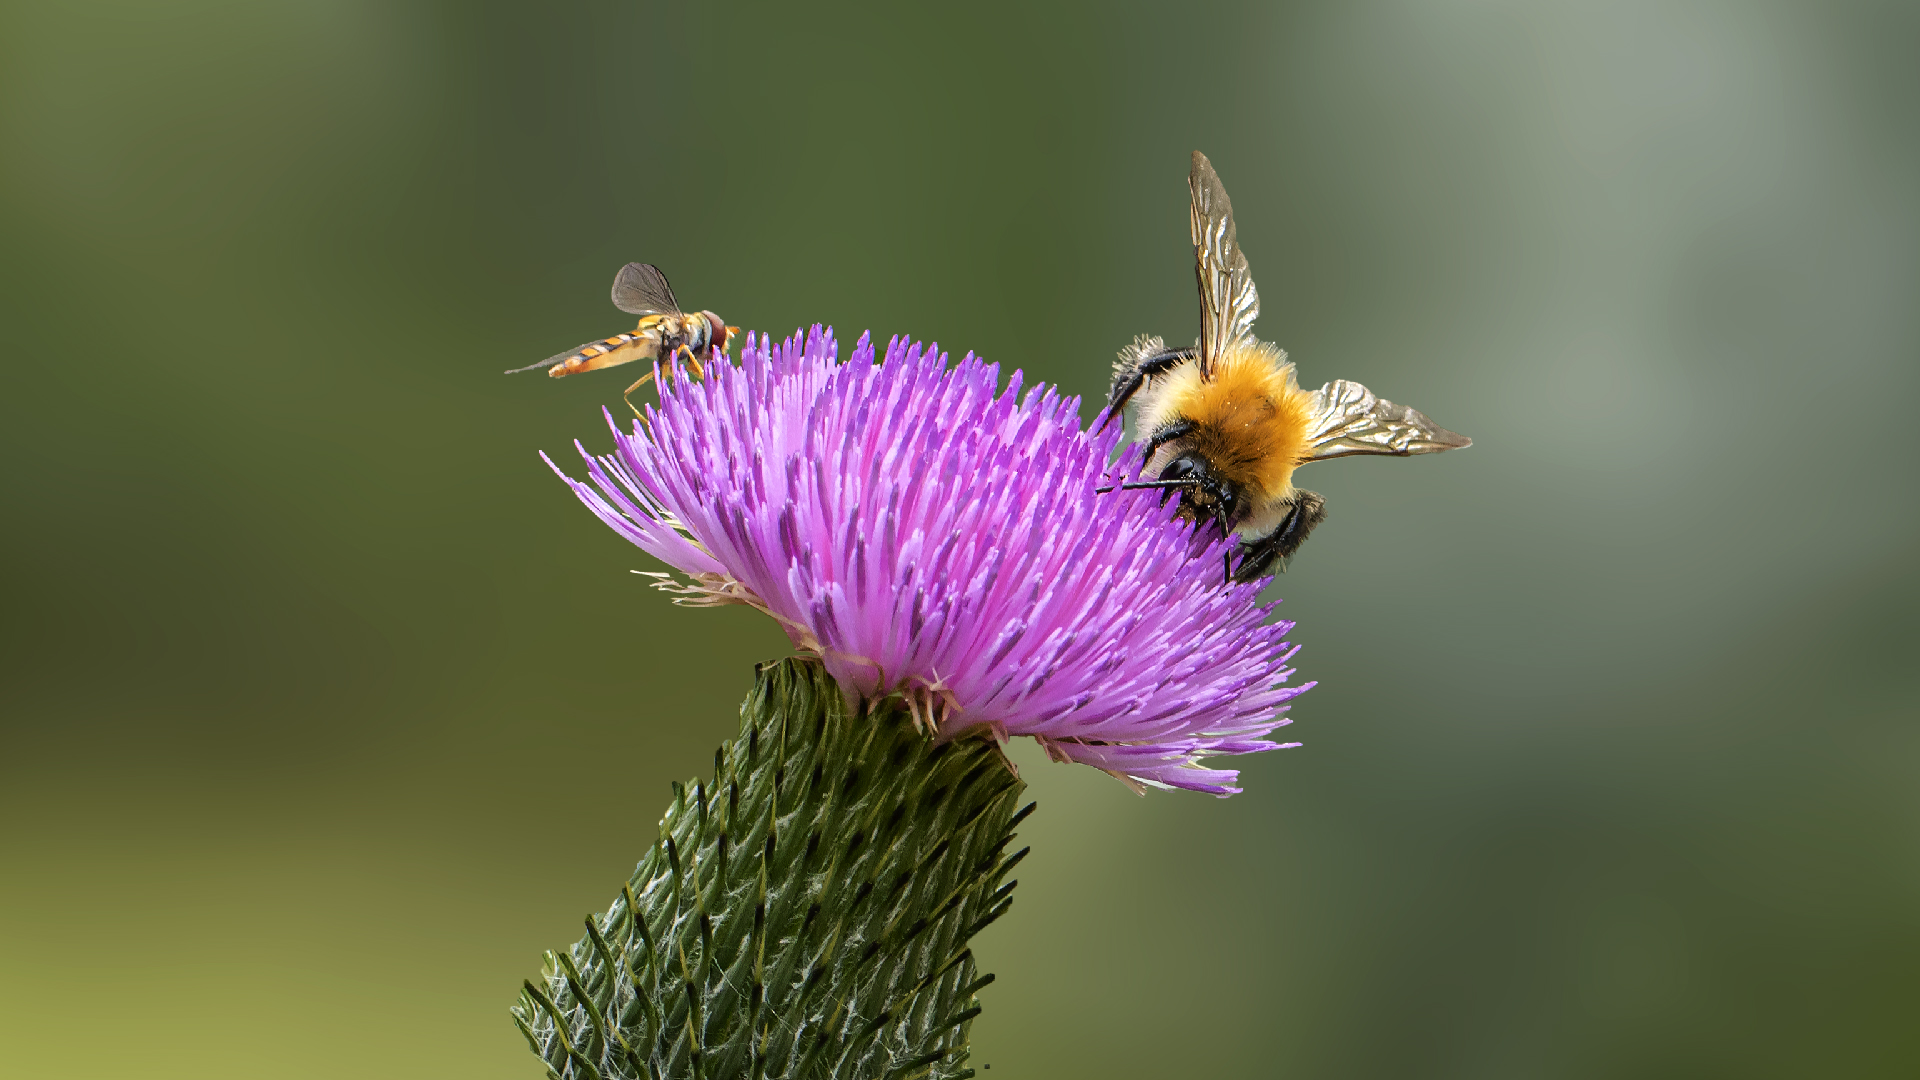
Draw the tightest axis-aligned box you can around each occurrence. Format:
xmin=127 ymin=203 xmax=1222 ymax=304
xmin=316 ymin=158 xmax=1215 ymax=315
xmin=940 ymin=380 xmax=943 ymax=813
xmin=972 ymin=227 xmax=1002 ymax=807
xmin=1140 ymin=340 xmax=1313 ymax=501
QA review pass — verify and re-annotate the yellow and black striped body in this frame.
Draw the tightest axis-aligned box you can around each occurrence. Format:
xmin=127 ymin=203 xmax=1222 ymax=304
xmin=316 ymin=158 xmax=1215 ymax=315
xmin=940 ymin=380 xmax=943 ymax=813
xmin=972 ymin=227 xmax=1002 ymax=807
xmin=547 ymin=328 xmax=656 ymax=377
xmin=508 ymin=263 xmax=740 ymax=396
xmin=546 ymin=312 xmax=730 ymax=378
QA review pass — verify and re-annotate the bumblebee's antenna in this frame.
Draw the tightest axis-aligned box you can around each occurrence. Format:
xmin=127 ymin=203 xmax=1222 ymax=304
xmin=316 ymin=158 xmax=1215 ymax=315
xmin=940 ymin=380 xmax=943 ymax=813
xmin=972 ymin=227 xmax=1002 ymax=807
xmin=1094 ymin=479 xmax=1203 ymax=494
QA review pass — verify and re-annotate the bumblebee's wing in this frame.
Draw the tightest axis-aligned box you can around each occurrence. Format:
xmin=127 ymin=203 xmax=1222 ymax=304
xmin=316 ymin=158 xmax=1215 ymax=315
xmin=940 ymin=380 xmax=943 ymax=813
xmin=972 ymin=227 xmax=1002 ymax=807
xmin=610 ymin=262 xmax=681 ymax=315
xmin=1301 ymin=380 xmax=1472 ymax=460
xmin=1190 ymin=150 xmax=1260 ymax=376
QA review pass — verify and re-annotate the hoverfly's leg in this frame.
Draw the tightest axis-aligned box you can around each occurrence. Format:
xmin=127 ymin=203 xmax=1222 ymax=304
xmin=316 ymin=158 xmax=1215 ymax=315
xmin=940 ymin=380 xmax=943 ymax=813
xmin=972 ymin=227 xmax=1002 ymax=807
xmin=661 ymin=342 xmax=702 ymax=383
xmin=1101 ymin=343 xmax=1198 ymax=431
xmin=1232 ymin=490 xmax=1328 ymax=583
xmin=623 ymin=365 xmax=662 ymax=419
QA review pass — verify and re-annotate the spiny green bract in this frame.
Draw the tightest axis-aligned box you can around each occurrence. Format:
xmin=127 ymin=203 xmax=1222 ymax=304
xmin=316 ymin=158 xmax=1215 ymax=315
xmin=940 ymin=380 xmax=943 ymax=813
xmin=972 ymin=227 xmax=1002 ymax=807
xmin=514 ymin=658 xmax=1032 ymax=1080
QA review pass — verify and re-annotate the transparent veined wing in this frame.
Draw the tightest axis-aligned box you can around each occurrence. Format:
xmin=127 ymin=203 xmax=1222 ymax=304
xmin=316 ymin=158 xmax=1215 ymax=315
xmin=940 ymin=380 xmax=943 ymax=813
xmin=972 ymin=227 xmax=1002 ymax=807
xmin=1189 ymin=151 xmax=1260 ymax=376
xmin=610 ymin=262 xmax=681 ymax=316
xmin=1301 ymin=379 xmax=1472 ymax=460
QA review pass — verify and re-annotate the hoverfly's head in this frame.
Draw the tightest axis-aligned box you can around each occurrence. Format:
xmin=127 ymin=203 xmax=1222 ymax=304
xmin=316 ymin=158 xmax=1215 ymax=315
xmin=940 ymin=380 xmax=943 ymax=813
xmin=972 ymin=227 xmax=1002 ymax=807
xmin=1158 ymin=451 xmax=1244 ymax=532
xmin=698 ymin=312 xmax=738 ymax=357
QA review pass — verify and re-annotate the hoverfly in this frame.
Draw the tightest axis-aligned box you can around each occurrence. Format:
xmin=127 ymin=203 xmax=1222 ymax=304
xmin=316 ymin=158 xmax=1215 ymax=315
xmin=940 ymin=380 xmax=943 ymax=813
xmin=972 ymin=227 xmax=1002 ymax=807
xmin=506 ymin=262 xmax=737 ymax=410
xmin=1103 ymin=151 xmax=1471 ymax=582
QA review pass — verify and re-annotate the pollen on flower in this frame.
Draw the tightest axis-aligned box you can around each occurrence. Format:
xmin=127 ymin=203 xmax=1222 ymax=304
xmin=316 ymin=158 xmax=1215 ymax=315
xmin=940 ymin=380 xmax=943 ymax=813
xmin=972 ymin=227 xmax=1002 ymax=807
xmin=549 ymin=326 xmax=1312 ymax=795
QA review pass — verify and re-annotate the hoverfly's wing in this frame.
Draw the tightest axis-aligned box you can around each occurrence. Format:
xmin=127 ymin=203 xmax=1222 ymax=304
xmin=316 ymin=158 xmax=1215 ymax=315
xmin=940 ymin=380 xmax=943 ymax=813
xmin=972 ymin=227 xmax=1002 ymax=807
xmin=1190 ymin=151 xmax=1260 ymax=377
xmin=610 ymin=262 xmax=681 ymax=316
xmin=1301 ymin=380 xmax=1472 ymax=460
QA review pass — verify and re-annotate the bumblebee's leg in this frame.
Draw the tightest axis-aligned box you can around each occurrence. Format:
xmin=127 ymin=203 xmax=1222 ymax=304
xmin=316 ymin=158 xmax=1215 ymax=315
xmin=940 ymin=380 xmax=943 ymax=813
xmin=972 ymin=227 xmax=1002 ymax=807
xmin=1102 ymin=345 xmax=1197 ymax=430
xmin=1232 ymin=490 xmax=1328 ymax=582
xmin=1100 ymin=421 xmax=1202 ymax=495
xmin=1219 ymin=491 xmax=1243 ymax=587
xmin=1145 ymin=420 xmax=1198 ymax=460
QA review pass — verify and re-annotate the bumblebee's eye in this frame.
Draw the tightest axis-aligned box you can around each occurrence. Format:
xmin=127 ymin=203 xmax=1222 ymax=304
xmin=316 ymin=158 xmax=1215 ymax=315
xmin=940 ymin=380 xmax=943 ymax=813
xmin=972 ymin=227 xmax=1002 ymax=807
xmin=1159 ymin=456 xmax=1202 ymax=483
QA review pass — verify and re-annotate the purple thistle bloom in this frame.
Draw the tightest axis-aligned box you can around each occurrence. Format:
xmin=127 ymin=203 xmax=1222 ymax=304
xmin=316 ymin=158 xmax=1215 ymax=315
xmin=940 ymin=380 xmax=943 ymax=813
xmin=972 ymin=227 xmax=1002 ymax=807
xmin=549 ymin=327 xmax=1311 ymax=796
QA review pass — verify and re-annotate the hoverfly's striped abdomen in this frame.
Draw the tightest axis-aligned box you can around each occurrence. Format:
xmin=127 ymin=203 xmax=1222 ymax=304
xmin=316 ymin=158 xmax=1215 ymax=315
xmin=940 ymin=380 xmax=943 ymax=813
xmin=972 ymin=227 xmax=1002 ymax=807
xmin=548 ymin=332 xmax=653 ymax=377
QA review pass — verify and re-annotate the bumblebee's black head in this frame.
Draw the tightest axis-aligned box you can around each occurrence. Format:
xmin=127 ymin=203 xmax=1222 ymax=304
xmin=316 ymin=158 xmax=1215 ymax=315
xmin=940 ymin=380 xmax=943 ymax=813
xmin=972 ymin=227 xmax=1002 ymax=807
xmin=1158 ymin=451 xmax=1245 ymax=533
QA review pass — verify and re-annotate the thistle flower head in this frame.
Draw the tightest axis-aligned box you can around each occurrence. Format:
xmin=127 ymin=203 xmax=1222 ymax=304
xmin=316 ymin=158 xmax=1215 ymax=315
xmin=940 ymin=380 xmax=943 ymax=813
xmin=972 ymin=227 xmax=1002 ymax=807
xmin=550 ymin=327 xmax=1311 ymax=795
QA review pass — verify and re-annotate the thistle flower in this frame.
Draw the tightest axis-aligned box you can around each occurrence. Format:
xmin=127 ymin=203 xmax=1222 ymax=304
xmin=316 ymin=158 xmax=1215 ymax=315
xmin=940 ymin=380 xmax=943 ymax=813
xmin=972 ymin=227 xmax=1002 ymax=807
xmin=549 ymin=327 xmax=1310 ymax=795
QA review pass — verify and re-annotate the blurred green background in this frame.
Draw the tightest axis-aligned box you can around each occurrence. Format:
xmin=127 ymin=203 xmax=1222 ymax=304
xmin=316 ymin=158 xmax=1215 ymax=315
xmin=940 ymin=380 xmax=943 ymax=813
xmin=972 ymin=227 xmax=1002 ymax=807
xmin=3 ymin=1 xmax=1917 ymax=1076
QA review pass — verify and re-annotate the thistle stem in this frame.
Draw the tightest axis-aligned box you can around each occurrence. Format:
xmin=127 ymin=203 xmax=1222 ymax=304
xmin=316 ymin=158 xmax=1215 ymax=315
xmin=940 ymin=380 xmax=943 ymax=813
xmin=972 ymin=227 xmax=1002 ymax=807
xmin=515 ymin=658 xmax=1032 ymax=1080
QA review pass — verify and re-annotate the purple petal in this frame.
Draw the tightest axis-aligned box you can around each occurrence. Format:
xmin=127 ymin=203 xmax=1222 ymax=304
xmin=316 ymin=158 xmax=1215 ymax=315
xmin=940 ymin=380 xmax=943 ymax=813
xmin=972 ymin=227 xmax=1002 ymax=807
xmin=547 ymin=327 xmax=1313 ymax=795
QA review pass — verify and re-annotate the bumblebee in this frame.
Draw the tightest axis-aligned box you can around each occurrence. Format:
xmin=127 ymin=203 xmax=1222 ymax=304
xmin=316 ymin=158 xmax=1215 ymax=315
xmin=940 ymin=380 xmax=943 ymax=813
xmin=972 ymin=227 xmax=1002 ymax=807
xmin=1103 ymin=151 xmax=1471 ymax=582
xmin=506 ymin=262 xmax=737 ymax=408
